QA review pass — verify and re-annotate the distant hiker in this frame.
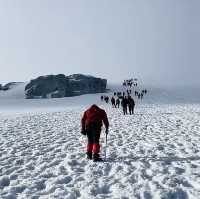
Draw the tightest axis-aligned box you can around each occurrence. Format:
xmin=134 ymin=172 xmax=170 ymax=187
xmin=116 ymin=98 xmax=120 ymax=108
xmin=128 ymin=96 xmax=135 ymax=115
xmin=127 ymin=89 xmax=132 ymax=95
xmin=138 ymin=93 xmax=141 ymax=99
xmin=128 ymin=82 xmax=133 ymax=88
xmin=117 ymin=92 xmax=121 ymax=97
xmin=121 ymin=97 xmax=128 ymax=115
xmin=81 ymin=104 xmax=109 ymax=161
xmin=101 ymin=96 xmax=104 ymax=101
xmin=104 ymin=96 xmax=109 ymax=104
xmin=111 ymin=97 xmax=116 ymax=108
xmin=141 ymin=93 xmax=144 ymax=99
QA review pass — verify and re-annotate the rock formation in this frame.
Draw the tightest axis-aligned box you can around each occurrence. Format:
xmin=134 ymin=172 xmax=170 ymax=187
xmin=25 ymin=74 xmax=107 ymax=99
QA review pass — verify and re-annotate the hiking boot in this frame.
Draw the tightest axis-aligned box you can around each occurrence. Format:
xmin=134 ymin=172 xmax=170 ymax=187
xmin=86 ymin=152 xmax=92 ymax=160
xmin=93 ymin=153 xmax=103 ymax=162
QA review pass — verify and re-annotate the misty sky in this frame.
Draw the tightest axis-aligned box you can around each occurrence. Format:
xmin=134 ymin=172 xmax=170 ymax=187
xmin=0 ymin=0 xmax=199 ymax=87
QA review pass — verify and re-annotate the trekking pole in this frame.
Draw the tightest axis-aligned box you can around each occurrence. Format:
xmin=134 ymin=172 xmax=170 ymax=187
xmin=105 ymin=130 xmax=108 ymax=161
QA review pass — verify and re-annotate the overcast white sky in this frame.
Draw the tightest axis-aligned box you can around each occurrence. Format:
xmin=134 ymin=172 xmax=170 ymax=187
xmin=0 ymin=0 xmax=199 ymax=87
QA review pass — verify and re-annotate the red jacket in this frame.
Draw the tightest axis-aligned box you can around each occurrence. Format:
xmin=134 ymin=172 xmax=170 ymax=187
xmin=81 ymin=105 xmax=109 ymax=130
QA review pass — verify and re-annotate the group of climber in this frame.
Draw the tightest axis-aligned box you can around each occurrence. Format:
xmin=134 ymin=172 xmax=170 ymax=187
xmin=121 ymin=95 xmax=135 ymax=115
xmin=80 ymin=94 xmax=136 ymax=161
xmin=110 ymin=95 xmax=135 ymax=115
xmin=101 ymin=95 xmax=109 ymax=103
xmin=81 ymin=79 xmax=148 ymax=161
xmin=122 ymin=79 xmax=138 ymax=88
xmin=135 ymin=89 xmax=147 ymax=99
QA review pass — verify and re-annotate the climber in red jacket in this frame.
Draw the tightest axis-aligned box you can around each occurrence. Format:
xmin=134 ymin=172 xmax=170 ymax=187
xmin=81 ymin=104 xmax=109 ymax=161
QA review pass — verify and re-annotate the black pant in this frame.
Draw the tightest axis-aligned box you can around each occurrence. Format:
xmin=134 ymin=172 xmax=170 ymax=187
xmin=128 ymin=105 xmax=135 ymax=115
xmin=86 ymin=123 xmax=101 ymax=144
xmin=132 ymin=105 xmax=135 ymax=114
xmin=123 ymin=106 xmax=127 ymax=115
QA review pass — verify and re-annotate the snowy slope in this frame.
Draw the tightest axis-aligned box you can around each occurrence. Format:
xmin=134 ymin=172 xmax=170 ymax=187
xmin=0 ymin=93 xmax=106 ymax=115
xmin=1 ymin=83 xmax=200 ymax=198
xmin=1 ymin=104 xmax=200 ymax=198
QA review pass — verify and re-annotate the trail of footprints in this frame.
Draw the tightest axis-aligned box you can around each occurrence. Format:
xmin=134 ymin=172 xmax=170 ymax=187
xmin=0 ymin=105 xmax=200 ymax=198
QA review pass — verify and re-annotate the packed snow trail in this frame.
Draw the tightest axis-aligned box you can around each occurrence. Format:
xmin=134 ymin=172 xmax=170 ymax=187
xmin=1 ymin=104 xmax=200 ymax=198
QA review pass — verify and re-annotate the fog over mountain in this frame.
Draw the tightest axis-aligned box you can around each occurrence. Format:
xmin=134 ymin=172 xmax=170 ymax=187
xmin=0 ymin=0 xmax=199 ymax=88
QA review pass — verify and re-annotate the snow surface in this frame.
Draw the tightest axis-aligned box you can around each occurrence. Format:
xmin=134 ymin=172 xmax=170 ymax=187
xmin=1 ymin=84 xmax=200 ymax=198
xmin=1 ymin=103 xmax=200 ymax=198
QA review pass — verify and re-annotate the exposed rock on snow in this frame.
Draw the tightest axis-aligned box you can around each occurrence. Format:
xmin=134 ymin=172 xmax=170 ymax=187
xmin=25 ymin=74 xmax=107 ymax=99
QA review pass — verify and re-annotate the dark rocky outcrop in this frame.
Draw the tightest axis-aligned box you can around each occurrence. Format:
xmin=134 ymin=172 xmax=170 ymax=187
xmin=25 ymin=74 xmax=107 ymax=99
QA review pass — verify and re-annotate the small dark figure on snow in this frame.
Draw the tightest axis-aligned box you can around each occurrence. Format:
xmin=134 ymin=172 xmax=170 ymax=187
xmin=117 ymin=92 xmax=121 ymax=97
xmin=121 ymin=96 xmax=129 ymax=115
xmin=128 ymin=96 xmax=135 ymax=115
xmin=101 ymin=96 xmax=104 ymax=101
xmin=116 ymin=98 xmax=120 ymax=108
xmin=111 ymin=97 xmax=116 ymax=108
xmin=129 ymin=82 xmax=133 ymax=88
xmin=81 ymin=105 xmax=109 ymax=161
xmin=123 ymin=82 xmax=126 ymax=87
xmin=104 ymin=96 xmax=109 ymax=104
